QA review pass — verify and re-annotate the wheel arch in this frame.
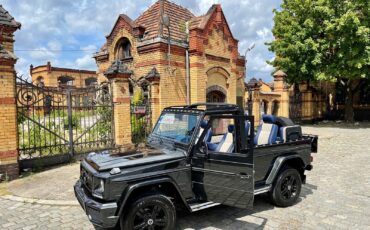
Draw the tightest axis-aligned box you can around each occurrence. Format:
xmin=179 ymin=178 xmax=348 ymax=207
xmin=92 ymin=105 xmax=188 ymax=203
xmin=266 ymin=155 xmax=306 ymax=184
xmin=117 ymin=177 xmax=190 ymax=217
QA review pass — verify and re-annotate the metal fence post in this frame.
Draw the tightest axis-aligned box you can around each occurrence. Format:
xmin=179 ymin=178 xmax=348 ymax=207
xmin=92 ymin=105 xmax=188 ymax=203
xmin=67 ymin=89 xmax=74 ymax=157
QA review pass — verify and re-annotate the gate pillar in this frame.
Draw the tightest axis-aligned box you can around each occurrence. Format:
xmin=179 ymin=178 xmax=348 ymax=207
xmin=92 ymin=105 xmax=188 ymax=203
xmin=105 ymin=60 xmax=133 ymax=148
xmin=0 ymin=8 xmax=21 ymax=180
xmin=0 ymin=45 xmax=19 ymax=180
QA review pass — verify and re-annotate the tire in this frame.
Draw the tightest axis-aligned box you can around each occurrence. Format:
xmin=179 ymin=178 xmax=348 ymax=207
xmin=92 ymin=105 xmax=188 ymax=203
xmin=120 ymin=194 xmax=176 ymax=230
xmin=269 ymin=167 xmax=302 ymax=207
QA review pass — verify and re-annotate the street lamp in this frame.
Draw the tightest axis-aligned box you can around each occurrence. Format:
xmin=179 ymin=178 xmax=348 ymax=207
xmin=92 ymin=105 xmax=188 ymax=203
xmin=244 ymin=43 xmax=255 ymax=116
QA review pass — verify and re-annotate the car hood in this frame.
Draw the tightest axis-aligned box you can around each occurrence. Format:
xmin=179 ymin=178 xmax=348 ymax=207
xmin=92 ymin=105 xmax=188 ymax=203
xmin=85 ymin=145 xmax=187 ymax=172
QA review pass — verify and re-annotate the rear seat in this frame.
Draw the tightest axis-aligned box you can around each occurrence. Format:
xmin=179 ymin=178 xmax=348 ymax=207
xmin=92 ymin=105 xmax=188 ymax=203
xmin=214 ymin=125 xmax=235 ymax=153
xmin=254 ymin=115 xmax=278 ymax=145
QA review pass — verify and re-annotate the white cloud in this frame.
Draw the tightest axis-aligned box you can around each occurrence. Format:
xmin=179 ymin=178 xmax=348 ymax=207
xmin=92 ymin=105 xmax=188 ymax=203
xmin=3 ymin=0 xmax=281 ymax=82
xmin=48 ymin=41 xmax=62 ymax=51
xmin=75 ymin=54 xmax=96 ymax=70
xmin=28 ymin=47 xmax=56 ymax=60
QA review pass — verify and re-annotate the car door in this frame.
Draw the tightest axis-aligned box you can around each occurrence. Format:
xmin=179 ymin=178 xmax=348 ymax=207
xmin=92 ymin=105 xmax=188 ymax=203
xmin=191 ymin=115 xmax=254 ymax=208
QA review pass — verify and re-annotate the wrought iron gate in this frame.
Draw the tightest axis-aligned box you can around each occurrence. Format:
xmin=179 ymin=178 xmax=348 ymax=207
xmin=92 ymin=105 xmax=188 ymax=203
xmin=130 ymin=100 xmax=151 ymax=144
xmin=16 ymin=76 xmax=114 ymax=167
xmin=289 ymin=86 xmax=302 ymax=123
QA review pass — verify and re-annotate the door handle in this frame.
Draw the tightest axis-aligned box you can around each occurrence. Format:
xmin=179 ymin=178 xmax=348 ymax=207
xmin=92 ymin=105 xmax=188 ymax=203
xmin=239 ymin=172 xmax=251 ymax=179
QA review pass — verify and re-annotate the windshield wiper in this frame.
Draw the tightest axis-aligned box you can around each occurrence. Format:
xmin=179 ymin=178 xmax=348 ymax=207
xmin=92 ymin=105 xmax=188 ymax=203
xmin=148 ymin=134 xmax=163 ymax=145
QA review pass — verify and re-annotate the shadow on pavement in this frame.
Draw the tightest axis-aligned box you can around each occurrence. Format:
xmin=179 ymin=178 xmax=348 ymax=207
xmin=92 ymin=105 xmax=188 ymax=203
xmin=175 ymin=183 xmax=318 ymax=230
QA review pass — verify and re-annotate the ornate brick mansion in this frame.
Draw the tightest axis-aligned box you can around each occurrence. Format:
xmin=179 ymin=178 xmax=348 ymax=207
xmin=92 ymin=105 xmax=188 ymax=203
xmin=94 ymin=0 xmax=246 ymax=123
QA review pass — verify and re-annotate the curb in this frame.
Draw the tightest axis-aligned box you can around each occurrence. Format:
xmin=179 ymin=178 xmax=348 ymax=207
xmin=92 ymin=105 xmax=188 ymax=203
xmin=0 ymin=194 xmax=79 ymax=206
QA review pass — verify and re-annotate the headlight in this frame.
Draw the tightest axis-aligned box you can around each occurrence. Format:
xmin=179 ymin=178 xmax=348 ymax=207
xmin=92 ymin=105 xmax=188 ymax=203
xmin=92 ymin=178 xmax=105 ymax=199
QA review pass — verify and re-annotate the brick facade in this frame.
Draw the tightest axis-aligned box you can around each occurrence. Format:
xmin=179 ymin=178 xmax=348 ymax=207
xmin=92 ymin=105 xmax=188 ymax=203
xmin=95 ymin=1 xmax=246 ymax=144
xmin=30 ymin=62 xmax=97 ymax=88
xmin=0 ymin=5 xmax=21 ymax=180
xmin=245 ymin=70 xmax=290 ymax=125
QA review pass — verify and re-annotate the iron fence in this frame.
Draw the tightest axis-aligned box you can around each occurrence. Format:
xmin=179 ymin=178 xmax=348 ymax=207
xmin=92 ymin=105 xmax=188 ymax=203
xmin=16 ymin=76 xmax=114 ymax=166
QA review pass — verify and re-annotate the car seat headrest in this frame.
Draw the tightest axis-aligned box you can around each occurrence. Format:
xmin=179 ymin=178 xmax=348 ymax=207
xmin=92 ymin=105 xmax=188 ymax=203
xmin=262 ymin=114 xmax=277 ymax=124
xmin=228 ymin=124 xmax=234 ymax=133
xmin=200 ymin=120 xmax=208 ymax=128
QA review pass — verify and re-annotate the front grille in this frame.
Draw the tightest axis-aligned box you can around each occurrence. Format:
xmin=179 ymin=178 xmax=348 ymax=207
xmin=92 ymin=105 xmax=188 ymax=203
xmin=81 ymin=166 xmax=93 ymax=192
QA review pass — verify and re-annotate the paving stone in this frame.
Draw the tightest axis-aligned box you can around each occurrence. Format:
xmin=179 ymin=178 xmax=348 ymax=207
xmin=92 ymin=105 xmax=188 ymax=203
xmin=0 ymin=126 xmax=369 ymax=229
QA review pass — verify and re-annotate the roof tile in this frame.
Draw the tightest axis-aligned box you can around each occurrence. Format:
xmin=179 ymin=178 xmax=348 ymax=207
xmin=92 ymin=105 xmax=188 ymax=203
xmin=0 ymin=5 xmax=21 ymax=28
xmin=134 ymin=0 xmax=194 ymax=41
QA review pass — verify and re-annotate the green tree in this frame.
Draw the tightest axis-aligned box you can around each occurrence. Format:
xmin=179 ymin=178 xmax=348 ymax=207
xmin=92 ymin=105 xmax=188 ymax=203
xmin=132 ymin=88 xmax=144 ymax=105
xmin=267 ymin=0 xmax=369 ymax=122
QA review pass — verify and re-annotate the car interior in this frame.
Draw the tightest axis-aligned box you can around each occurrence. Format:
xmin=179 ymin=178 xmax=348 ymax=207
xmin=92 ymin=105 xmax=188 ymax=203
xmin=198 ymin=114 xmax=303 ymax=153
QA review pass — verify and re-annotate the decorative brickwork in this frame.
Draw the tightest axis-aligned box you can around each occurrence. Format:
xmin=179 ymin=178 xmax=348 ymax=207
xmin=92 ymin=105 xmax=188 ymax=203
xmin=0 ymin=5 xmax=20 ymax=180
xmin=95 ymin=0 xmax=245 ymax=144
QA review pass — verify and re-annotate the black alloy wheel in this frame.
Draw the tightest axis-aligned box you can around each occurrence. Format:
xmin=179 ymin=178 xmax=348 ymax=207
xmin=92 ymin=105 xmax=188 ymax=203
xmin=121 ymin=194 xmax=176 ymax=230
xmin=269 ymin=167 xmax=302 ymax=207
xmin=280 ymin=174 xmax=298 ymax=200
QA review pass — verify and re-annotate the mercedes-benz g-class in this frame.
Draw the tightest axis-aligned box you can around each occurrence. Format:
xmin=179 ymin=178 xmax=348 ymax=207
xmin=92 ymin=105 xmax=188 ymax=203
xmin=74 ymin=103 xmax=318 ymax=229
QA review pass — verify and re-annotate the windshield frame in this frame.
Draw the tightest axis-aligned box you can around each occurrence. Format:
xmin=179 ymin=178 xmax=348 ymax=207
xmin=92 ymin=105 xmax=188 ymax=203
xmin=149 ymin=111 xmax=204 ymax=148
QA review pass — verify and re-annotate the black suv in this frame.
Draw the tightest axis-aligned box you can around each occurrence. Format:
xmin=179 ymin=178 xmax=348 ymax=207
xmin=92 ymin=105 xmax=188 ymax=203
xmin=75 ymin=103 xmax=318 ymax=229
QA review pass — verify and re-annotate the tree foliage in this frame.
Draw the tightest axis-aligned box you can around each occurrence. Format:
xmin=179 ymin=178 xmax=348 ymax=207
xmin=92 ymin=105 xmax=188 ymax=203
xmin=267 ymin=0 xmax=369 ymax=83
xmin=132 ymin=87 xmax=144 ymax=105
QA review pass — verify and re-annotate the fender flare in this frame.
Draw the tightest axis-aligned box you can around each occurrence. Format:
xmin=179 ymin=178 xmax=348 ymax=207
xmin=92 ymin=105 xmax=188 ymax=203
xmin=265 ymin=155 xmax=305 ymax=185
xmin=117 ymin=177 xmax=190 ymax=216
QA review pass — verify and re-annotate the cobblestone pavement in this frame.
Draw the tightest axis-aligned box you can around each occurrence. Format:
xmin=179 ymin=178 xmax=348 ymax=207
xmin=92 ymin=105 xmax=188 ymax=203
xmin=1 ymin=126 xmax=370 ymax=230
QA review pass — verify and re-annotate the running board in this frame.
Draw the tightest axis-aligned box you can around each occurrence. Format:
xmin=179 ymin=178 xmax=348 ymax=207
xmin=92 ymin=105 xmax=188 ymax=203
xmin=189 ymin=201 xmax=221 ymax=212
xmin=254 ymin=185 xmax=271 ymax=195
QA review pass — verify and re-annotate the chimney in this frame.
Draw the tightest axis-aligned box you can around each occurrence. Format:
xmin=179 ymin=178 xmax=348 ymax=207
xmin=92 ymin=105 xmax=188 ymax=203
xmin=47 ymin=61 xmax=51 ymax=72
xmin=29 ymin=64 xmax=33 ymax=75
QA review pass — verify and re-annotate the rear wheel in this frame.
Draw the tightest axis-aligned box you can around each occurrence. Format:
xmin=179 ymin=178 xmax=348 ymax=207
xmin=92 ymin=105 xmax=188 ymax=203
xmin=269 ymin=167 xmax=302 ymax=207
xmin=120 ymin=194 xmax=176 ymax=230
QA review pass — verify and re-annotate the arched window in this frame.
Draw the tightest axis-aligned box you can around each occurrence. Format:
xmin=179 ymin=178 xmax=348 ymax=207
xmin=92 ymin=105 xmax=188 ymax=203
xmin=272 ymin=100 xmax=280 ymax=116
xmin=58 ymin=76 xmax=74 ymax=87
xmin=115 ymin=37 xmax=132 ymax=60
xmin=261 ymin=100 xmax=268 ymax=116
xmin=85 ymin=77 xmax=97 ymax=87
xmin=36 ymin=76 xmax=44 ymax=87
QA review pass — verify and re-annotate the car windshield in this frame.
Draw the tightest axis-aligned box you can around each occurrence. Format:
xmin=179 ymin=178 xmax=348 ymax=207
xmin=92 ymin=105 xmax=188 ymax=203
xmin=152 ymin=112 xmax=200 ymax=144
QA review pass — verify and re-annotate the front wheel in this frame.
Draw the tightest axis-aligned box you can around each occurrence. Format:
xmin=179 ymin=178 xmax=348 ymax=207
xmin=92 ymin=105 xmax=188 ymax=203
xmin=120 ymin=194 xmax=176 ymax=230
xmin=269 ymin=167 xmax=302 ymax=207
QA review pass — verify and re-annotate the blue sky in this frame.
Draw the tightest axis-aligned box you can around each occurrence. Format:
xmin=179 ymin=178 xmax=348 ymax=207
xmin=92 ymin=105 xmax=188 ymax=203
xmin=2 ymin=0 xmax=281 ymax=82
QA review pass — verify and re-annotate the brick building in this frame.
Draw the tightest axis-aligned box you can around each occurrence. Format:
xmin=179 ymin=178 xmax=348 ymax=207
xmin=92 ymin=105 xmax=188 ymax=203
xmin=94 ymin=0 xmax=246 ymax=124
xmin=30 ymin=62 xmax=97 ymax=88
xmin=0 ymin=5 xmax=21 ymax=179
xmin=245 ymin=70 xmax=290 ymax=124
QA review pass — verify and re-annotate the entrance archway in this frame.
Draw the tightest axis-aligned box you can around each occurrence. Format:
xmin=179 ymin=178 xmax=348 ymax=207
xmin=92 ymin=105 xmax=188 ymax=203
xmin=206 ymin=85 xmax=227 ymax=103
xmin=207 ymin=90 xmax=226 ymax=103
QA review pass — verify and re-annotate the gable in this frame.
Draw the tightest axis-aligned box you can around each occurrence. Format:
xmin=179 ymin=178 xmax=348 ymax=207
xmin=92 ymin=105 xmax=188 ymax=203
xmin=190 ymin=5 xmax=237 ymax=43
xmin=134 ymin=0 xmax=194 ymax=41
xmin=189 ymin=4 xmax=239 ymax=58
xmin=106 ymin=14 xmax=136 ymax=45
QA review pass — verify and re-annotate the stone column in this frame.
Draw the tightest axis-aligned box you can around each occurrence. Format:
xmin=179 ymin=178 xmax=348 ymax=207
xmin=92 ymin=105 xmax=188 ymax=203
xmin=150 ymin=81 xmax=160 ymax=127
xmin=0 ymin=46 xmax=19 ymax=180
xmin=105 ymin=60 xmax=133 ymax=149
xmin=252 ymin=90 xmax=261 ymax=126
xmin=273 ymin=70 xmax=289 ymax=118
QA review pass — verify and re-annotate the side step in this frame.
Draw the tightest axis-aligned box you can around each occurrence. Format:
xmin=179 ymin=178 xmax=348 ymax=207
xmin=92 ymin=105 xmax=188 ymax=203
xmin=254 ymin=185 xmax=271 ymax=195
xmin=189 ymin=201 xmax=221 ymax=212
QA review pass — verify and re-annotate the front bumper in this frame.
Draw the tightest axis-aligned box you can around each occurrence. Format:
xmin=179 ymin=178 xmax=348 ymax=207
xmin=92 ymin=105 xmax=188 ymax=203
xmin=74 ymin=180 xmax=119 ymax=228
